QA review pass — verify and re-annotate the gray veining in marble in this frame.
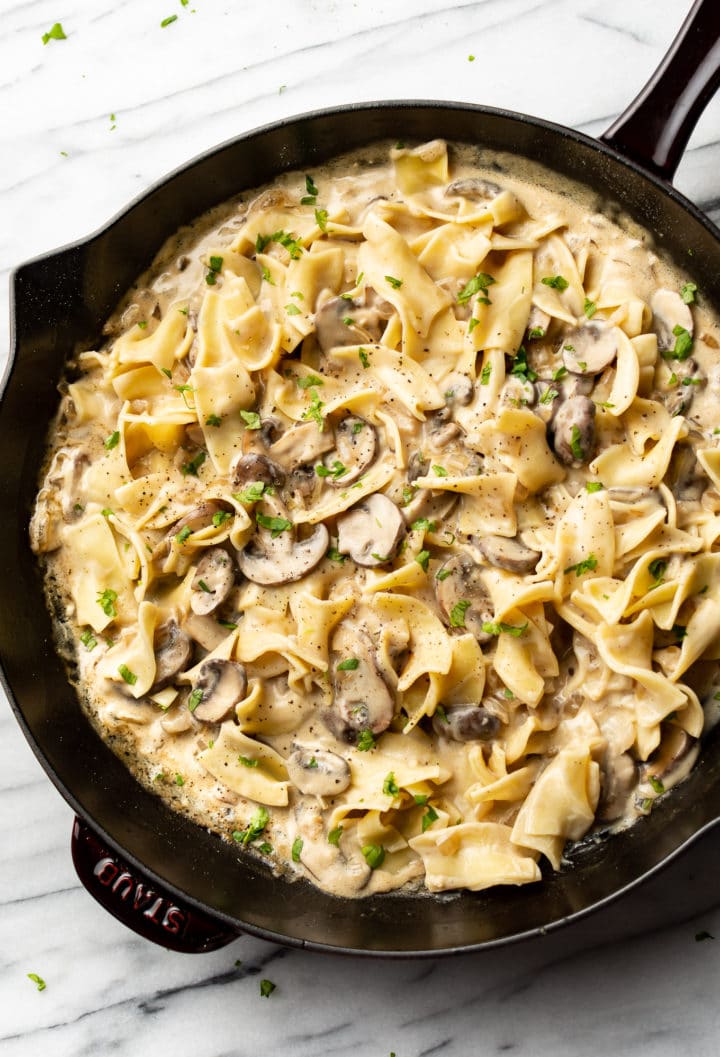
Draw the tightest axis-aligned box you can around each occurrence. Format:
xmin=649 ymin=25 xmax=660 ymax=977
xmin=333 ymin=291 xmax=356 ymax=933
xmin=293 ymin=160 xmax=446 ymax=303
xmin=3 ymin=1 xmax=720 ymax=1054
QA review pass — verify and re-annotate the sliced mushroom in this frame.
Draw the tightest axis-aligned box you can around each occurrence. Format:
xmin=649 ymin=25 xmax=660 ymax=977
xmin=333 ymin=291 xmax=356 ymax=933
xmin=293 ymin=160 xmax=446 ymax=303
xmin=191 ymin=658 xmax=247 ymax=723
xmin=560 ymin=322 xmax=617 ymax=375
xmin=642 ymin=727 xmax=699 ymax=791
xmin=401 ymin=487 xmax=459 ymax=527
xmin=431 ymin=703 xmax=500 ymax=741
xmin=445 ymin=177 xmax=501 ymax=201
xmin=315 ymin=289 xmax=392 ymax=352
xmin=237 ymin=510 xmax=329 ymax=585
xmin=501 ymin=375 xmax=536 ymax=409
xmin=668 ymin=442 xmax=706 ymax=501
xmin=330 ymin=627 xmax=395 ymax=737
xmin=152 ymin=620 xmax=192 ymax=691
xmin=477 ymin=535 xmax=541 ymax=574
xmin=336 ymin=492 xmax=404 ymax=566
xmin=651 ymin=288 xmax=694 ymax=352
xmin=171 ymin=501 xmax=229 ymax=539
xmin=269 ymin=421 xmax=335 ymax=470
xmin=551 ymin=395 xmax=596 ymax=465
xmin=442 ymin=372 xmax=474 ymax=406
xmin=286 ymin=748 xmax=351 ymax=796
xmin=190 ymin=548 xmax=236 ymax=615
xmin=435 ymin=554 xmax=494 ymax=644
xmin=597 ymin=751 xmax=636 ymax=824
xmin=231 ymin=452 xmax=286 ymax=490
xmin=406 ymin=452 xmax=430 ymax=483
xmin=323 ymin=416 xmax=377 ymax=485
xmin=526 ymin=306 xmax=551 ymax=338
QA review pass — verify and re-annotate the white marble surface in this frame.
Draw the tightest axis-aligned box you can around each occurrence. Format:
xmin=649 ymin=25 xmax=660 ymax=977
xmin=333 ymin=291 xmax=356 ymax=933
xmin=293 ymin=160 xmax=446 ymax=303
xmin=3 ymin=0 xmax=720 ymax=1054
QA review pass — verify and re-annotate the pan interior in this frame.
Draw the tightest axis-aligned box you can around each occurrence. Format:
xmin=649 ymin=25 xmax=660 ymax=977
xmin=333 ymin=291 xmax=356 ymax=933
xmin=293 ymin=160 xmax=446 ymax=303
xmin=6 ymin=102 xmax=720 ymax=954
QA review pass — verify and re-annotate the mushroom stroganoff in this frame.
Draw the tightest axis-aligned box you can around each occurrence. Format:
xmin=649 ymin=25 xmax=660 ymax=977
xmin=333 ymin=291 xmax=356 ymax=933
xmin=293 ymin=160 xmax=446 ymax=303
xmin=31 ymin=139 xmax=720 ymax=898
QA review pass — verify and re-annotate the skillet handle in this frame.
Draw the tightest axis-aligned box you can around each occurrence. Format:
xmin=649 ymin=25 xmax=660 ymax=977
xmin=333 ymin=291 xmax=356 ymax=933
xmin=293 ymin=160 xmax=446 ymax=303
xmin=71 ymin=817 xmax=241 ymax=953
xmin=601 ymin=0 xmax=720 ymax=181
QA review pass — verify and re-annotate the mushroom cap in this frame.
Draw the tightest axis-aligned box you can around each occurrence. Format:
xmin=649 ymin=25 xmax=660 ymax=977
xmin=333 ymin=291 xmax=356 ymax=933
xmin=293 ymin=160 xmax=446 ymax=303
xmin=152 ymin=619 xmax=192 ymax=691
xmin=650 ymin=288 xmax=694 ymax=351
xmin=231 ymin=452 xmax=286 ymax=490
xmin=435 ymin=554 xmax=494 ymax=644
xmin=336 ymin=492 xmax=404 ymax=566
xmin=324 ymin=415 xmax=377 ymax=486
xmin=560 ymin=322 xmax=618 ymax=375
xmin=432 ymin=703 xmax=500 ymax=742
xmin=192 ymin=658 xmax=247 ymax=723
xmin=330 ymin=626 xmax=395 ymax=737
xmin=476 ymin=535 xmax=541 ymax=575
xmin=445 ymin=177 xmax=501 ymax=201
xmin=190 ymin=547 xmax=236 ymax=615
xmin=551 ymin=395 xmax=596 ymax=466
xmin=286 ymin=748 xmax=351 ymax=796
xmin=237 ymin=518 xmax=329 ymax=586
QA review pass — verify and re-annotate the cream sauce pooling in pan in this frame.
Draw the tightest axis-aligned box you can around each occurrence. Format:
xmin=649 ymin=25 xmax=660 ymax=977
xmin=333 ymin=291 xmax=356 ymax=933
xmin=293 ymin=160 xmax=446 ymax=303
xmin=31 ymin=140 xmax=720 ymax=898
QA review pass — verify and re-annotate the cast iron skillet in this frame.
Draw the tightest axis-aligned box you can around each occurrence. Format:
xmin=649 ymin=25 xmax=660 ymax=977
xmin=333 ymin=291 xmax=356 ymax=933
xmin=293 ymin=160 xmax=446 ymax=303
xmin=5 ymin=0 xmax=720 ymax=956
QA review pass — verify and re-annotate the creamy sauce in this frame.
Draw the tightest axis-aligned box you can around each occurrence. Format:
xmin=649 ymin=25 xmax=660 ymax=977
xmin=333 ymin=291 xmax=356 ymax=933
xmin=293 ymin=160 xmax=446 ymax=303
xmin=31 ymin=139 xmax=720 ymax=899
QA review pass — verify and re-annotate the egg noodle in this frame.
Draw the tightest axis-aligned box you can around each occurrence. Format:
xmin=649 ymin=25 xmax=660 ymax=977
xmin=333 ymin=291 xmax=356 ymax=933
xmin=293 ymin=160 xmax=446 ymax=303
xmin=31 ymin=140 xmax=720 ymax=898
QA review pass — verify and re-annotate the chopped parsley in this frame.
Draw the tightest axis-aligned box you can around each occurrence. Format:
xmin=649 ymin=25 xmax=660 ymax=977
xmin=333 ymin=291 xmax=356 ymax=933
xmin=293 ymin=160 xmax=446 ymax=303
xmin=481 ymin=620 xmax=528 ymax=637
xmin=291 ymin=837 xmax=303 ymax=862
xmin=97 ymin=588 xmax=118 ymax=619
xmin=302 ymin=388 xmax=325 ymax=430
xmin=104 ymin=430 xmax=120 ymax=450
xmin=305 ymin=174 xmax=319 ymax=197
xmin=662 ymin=324 xmax=694 ymax=361
xmin=296 ymin=374 xmax=324 ymax=390
xmin=583 ymin=297 xmax=597 ymax=318
xmin=432 ymin=465 xmax=448 ymax=477
xmin=161 ymin=14 xmax=178 ymax=26
xmin=234 ymin=481 xmax=267 ymax=504
xmin=673 ymin=624 xmax=687 ymax=641
xmin=79 ymin=629 xmax=97 ymax=651
xmin=414 ymin=794 xmax=429 ymax=805
xmin=260 ymin=979 xmax=276 ymax=998
xmin=681 ymin=282 xmax=698 ymax=304
xmin=188 ymin=688 xmax=204 ymax=712
xmin=649 ymin=775 xmax=665 ymax=795
xmin=480 ymin=362 xmax=492 ymax=385
xmin=27 ymin=973 xmax=46 ymax=991
xmin=457 ymin=272 xmax=496 ymax=305
xmin=261 ymin=265 xmax=274 ymax=284
xmin=383 ymin=772 xmax=399 ymax=796
xmin=359 ymin=348 xmax=370 ymax=368
xmin=205 ymin=413 xmax=222 ymax=427
xmin=218 ymin=620 xmax=238 ymax=630
xmin=564 ymin=554 xmax=598 ymax=576
xmin=510 ymin=345 xmax=537 ymax=382
xmin=352 ymin=421 xmax=365 ymax=435
xmin=316 ymin=460 xmax=347 ymax=480
xmin=239 ymin=755 xmax=258 ymax=768
xmin=42 ymin=22 xmax=66 ymax=44
xmin=436 ymin=568 xmax=451 ymax=582
xmin=137 ymin=321 xmax=147 ymax=329
xmin=648 ymin=558 xmax=667 ymax=587
xmin=468 ymin=317 xmax=480 ymax=334
xmin=205 ymin=255 xmax=223 ymax=284
xmin=232 ymin=805 xmax=270 ymax=845
xmin=328 ymin=825 xmax=343 ymax=846
xmin=240 ymin=410 xmax=262 ymax=429
xmin=411 ymin=518 xmax=437 ymax=533
xmin=435 ymin=704 xmax=449 ymax=724
xmin=449 ymin=599 xmax=471 ymax=628
xmin=181 ymin=451 xmax=206 ymax=477
xmin=255 ymin=230 xmax=303 ymax=260
xmin=285 ymin=303 xmax=302 ymax=316
xmin=173 ymin=383 xmax=196 ymax=409
xmin=422 ymin=805 xmax=439 ymax=832
xmin=356 ymin=729 xmax=376 ymax=751
xmin=528 ymin=326 xmax=546 ymax=339
xmin=541 ymin=274 xmax=569 ymax=291
xmin=212 ymin=510 xmax=232 ymax=527
xmin=539 ymin=387 xmax=558 ymax=406
xmin=256 ymin=512 xmax=292 ymax=538
xmin=326 ymin=546 xmax=346 ymax=564
xmin=385 ymin=275 xmax=403 ymax=289
xmin=315 ymin=208 xmax=329 ymax=232
xmin=552 ymin=365 xmax=568 ymax=382
xmin=570 ymin=425 xmax=585 ymax=461
xmin=176 ymin=525 xmax=192 ymax=545
xmin=586 ymin=481 xmax=604 ymax=493
xmin=175 ymin=773 xmax=185 ymax=786
xmin=362 ymin=844 xmax=386 ymax=869
xmin=337 ymin=657 xmax=360 ymax=671
xmin=416 ymin=549 xmax=430 ymax=572
xmin=118 ymin=664 xmax=137 ymax=686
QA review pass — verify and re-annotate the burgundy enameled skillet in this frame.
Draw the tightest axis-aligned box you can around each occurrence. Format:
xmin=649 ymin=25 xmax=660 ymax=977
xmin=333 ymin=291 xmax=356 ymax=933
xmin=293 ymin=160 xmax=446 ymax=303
xmin=4 ymin=0 xmax=720 ymax=956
